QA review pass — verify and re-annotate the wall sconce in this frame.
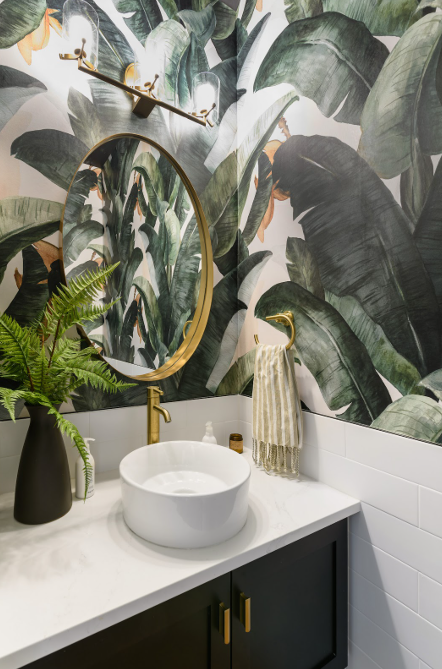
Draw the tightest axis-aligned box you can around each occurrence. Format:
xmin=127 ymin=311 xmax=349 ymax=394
xmin=59 ymin=0 xmax=219 ymax=128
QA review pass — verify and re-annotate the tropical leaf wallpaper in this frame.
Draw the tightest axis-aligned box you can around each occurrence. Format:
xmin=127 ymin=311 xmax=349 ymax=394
xmin=1 ymin=0 xmax=442 ymax=445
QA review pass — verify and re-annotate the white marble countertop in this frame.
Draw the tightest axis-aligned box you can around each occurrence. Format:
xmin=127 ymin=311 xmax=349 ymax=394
xmin=0 ymin=447 xmax=360 ymax=669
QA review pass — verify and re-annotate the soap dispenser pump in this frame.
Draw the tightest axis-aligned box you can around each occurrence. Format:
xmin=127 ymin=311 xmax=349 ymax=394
xmin=202 ymin=421 xmax=217 ymax=444
xmin=75 ymin=438 xmax=95 ymax=499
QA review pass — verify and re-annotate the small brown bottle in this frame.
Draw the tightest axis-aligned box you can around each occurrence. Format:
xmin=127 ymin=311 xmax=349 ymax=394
xmin=229 ymin=433 xmax=243 ymax=454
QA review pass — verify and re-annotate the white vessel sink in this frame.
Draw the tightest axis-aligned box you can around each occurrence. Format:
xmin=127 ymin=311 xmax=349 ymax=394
xmin=120 ymin=441 xmax=251 ymax=548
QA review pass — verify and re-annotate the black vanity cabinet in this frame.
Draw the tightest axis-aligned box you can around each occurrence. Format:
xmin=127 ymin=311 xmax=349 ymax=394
xmin=24 ymin=520 xmax=347 ymax=669
xmin=231 ymin=519 xmax=348 ymax=669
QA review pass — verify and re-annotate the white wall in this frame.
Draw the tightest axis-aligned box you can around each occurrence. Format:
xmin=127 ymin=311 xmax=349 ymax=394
xmin=2 ymin=395 xmax=442 ymax=668
xmin=293 ymin=404 xmax=442 ymax=669
xmin=0 ymin=396 xmax=241 ymax=494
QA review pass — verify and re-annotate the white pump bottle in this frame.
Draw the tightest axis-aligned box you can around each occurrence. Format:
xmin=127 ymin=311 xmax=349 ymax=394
xmin=202 ymin=421 xmax=217 ymax=444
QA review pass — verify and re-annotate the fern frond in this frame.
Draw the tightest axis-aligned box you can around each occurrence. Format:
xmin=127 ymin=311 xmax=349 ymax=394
xmin=54 ymin=358 xmax=135 ymax=393
xmin=0 ymin=316 xmax=39 ymax=390
xmin=51 ymin=410 xmax=93 ymax=500
xmin=0 ymin=388 xmax=26 ymax=420
xmin=42 ymin=264 xmax=119 ymax=336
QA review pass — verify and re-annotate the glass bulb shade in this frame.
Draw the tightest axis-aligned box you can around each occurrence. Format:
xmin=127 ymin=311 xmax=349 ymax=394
xmin=134 ymin=43 xmax=166 ymax=96
xmin=192 ymin=72 xmax=220 ymax=124
xmin=62 ymin=0 xmax=99 ymax=69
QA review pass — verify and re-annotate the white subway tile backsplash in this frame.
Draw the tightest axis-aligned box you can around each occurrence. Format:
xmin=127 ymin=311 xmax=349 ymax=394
xmin=303 ymin=411 xmax=346 ymax=455
xmin=420 ymin=487 xmax=442 ymax=539
xmin=301 ymin=446 xmax=419 ymax=525
xmin=350 ymin=606 xmax=419 ymax=669
xmin=419 ymin=574 xmax=442 ymax=631
xmin=348 ymin=642 xmax=383 ymax=669
xmin=351 ymin=570 xmax=442 ymax=669
xmin=351 ymin=503 xmax=442 ymax=586
xmin=0 ymin=418 xmax=29 ymax=458
xmin=350 ymin=532 xmax=418 ymax=611
xmin=0 ymin=455 xmax=20 ymax=494
xmin=345 ymin=421 xmax=442 ymax=493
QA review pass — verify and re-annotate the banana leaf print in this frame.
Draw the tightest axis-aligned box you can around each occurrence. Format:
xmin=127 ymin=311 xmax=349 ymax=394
xmin=2 ymin=0 xmax=442 ymax=447
xmin=0 ymin=0 xmax=47 ymax=48
xmin=255 ymin=282 xmax=391 ymax=425
xmin=371 ymin=395 xmax=442 ymax=441
xmin=271 ymin=135 xmax=441 ymax=377
xmin=0 ymin=66 xmax=46 ymax=133
xmin=0 ymin=197 xmax=63 ymax=282
xmin=254 ymin=13 xmax=388 ymax=125
xmin=322 ymin=0 xmax=425 ymax=36
xmin=359 ymin=14 xmax=442 ymax=178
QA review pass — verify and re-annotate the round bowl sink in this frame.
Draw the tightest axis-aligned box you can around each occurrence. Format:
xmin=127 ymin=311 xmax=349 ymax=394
xmin=120 ymin=441 xmax=251 ymax=548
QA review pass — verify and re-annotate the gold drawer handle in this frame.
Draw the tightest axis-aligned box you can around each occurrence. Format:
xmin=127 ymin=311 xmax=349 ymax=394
xmin=219 ymin=603 xmax=230 ymax=645
xmin=240 ymin=592 xmax=251 ymax=633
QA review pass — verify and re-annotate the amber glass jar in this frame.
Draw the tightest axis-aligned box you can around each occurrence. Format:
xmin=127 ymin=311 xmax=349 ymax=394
xmin=229 ymin=433 xmax=243 ymax=454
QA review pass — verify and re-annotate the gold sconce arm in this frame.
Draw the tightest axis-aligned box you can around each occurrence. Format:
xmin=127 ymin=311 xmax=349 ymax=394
xmin=59 ymin=50 xmax=208 ymax=126
xmin=254 ymin=311 xmax=296 ymax=350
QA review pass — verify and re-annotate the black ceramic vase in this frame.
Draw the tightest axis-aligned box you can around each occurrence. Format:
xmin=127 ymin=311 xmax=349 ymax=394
xmin=14 ymin=404 xmax=72 ymax=524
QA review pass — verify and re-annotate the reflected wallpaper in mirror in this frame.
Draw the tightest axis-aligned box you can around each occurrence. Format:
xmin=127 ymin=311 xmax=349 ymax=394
xmin=62 ymin=136 xmax=202 ymax=377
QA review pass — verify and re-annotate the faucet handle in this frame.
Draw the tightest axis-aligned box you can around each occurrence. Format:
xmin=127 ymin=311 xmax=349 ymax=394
xmin=148 ymin=385 xmax=164 ymax=396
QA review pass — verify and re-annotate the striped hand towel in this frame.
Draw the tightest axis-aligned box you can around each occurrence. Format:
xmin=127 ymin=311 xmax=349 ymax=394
xmin=252 ymin=344 xmax=303 ymax=475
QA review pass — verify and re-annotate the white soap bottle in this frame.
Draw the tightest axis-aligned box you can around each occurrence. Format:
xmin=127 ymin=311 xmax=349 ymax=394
xmin=75 ymin=438 xmax=95 ymax=499
xmin=202 ymin=421 xmax=217 ymax=444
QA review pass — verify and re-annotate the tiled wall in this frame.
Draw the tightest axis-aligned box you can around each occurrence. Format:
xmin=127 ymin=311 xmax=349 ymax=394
xmin=2 ymin=396 xmax=442 ymax=668
xmin=0 ymin=396 xmax=241 ymax=494
xmin=232 ymin=398 xmax=442 ymax=669
xmin=293 ymin=405 xmax=442 ymax=669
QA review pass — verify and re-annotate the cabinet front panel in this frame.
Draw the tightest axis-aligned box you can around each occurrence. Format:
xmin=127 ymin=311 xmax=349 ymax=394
xmin=24 ymin=574 xmax=230 ymax=669
xmin=232 ymin=521 xmax=348 ymax=669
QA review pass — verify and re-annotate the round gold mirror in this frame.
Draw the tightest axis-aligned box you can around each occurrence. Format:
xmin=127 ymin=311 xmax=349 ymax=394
xmin=61 ymin=133 xmax=213 ymax=381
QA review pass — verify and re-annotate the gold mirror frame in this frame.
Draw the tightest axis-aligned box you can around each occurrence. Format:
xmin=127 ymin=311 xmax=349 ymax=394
xmin=60 ymin=133 xmax=213 ymax=381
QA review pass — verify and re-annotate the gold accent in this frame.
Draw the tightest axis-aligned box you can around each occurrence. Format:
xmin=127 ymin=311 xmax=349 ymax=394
xmin=254 ymin=311 xmax=296 ymax=350
xmin=219 ymin=603 xmax=230 ymax=645
xmin=147 ymin=386 xmax=172 ymax=445
xmin=60 ymin=50 xmax=209 ymax=126
xmin=182 ymin=320 xmax=192 ymax=339
xmin=240 ymin=593 xmax=251 ymax=633
xmin=60 ymin=133 xmax=214 ymax=383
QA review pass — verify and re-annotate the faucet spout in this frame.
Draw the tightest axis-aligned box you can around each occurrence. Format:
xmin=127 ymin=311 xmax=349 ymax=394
xmin=153 ymin=404 xmax=172 ymax=423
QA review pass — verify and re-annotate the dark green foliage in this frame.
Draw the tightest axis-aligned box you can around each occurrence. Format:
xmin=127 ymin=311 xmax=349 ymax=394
xmin=0 ymin=265 xmax=134 ymax=497
xmin=11 ymin=130 xmax=89 ymax=191
xmin=0 ymin=66 xmax=46 ymax=133
xmin=255 ymin=282 xmax=392 ymax=425
xmin=0 ymin=0 xmax=46 ymax=48
xmin=254 ymin=13 xmax=388 ymax=125
xmin=272 ymin=135 xmax=441 ymax=377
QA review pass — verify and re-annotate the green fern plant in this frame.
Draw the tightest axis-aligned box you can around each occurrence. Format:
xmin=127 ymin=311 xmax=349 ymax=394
xmin=0 ymin=263 xmax=135 ymax=498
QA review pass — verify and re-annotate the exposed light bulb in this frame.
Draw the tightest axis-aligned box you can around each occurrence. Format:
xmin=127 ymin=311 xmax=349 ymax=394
xmin=194 ymin=83 xmax=215 ymax=112
xmin=69 ymin=16 xmax=93 ymax=55
xmin=192 ymin=72 xmax=220 ymax=125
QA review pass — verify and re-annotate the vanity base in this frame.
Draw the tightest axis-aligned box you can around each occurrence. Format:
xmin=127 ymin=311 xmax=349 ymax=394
xmin=24 ymin=520 xmax=348 ymax=669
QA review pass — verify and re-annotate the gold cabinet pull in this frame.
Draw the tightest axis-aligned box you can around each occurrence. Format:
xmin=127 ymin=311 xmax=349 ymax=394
xmin=219 ymin=603 xmax=230 ymax=645
xmin=240 ymin=593 xmax=251 ymax=633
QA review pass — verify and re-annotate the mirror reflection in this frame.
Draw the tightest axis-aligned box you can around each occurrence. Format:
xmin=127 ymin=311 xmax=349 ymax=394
xmin=62 ymin=135 xmax=206 ymax=378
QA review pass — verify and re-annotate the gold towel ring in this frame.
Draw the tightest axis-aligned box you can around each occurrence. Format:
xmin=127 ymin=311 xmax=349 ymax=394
xmin=254 ymin=311 xmax=296 ymax=350
xmin=183 ymin=319 xmax=192 ymax=339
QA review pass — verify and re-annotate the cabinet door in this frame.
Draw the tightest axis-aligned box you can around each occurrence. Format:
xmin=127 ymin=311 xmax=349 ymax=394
xmin=25 ymin=573 xmax=231 ymax=669
xmin=232 ymin=520 xmax=348 ymax=669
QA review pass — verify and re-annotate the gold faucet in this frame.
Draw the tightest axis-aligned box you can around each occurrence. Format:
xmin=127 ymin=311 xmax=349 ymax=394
xmin=147 ymin=386 xmax=172 ymax=444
